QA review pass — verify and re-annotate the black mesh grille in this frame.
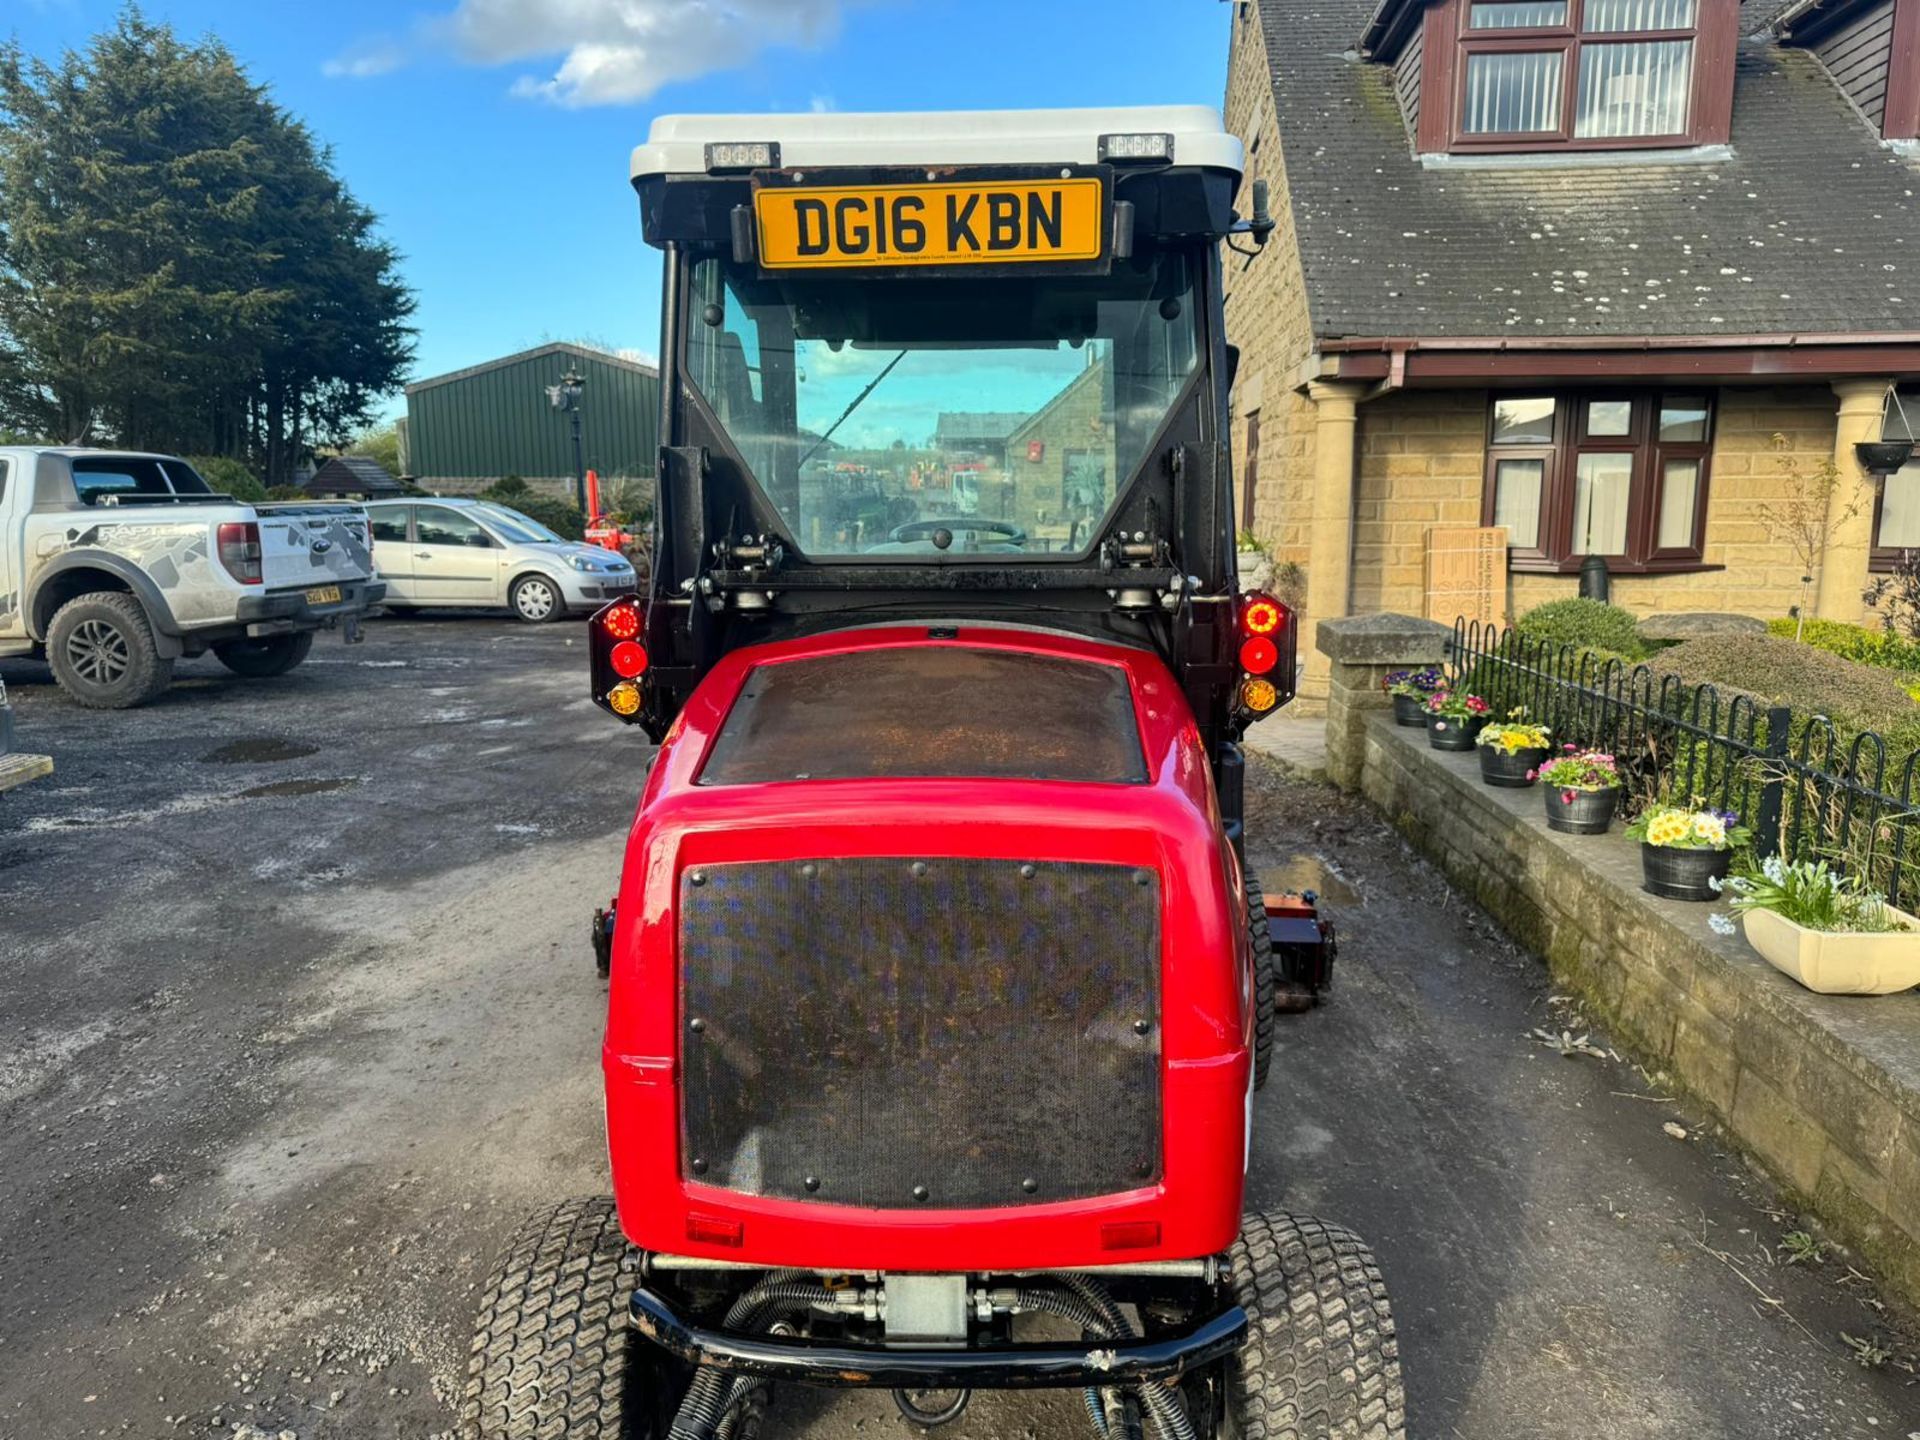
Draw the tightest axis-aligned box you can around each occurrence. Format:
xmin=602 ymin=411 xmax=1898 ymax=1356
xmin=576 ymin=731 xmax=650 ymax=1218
xmin=678 ymin=858 xmax=1162 ymax=1209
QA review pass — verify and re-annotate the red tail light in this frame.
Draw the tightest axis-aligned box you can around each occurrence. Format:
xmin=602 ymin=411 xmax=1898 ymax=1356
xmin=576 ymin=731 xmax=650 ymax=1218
xmin=602 ymin=602 xmax=642 ymax=641
xmin=611 ymin=640 xmax=649 ymax=678
xmin=1236 ymin=592 xmax=1295 ymax=719
xmin=217 ymin=522 xmax=262 ymax=585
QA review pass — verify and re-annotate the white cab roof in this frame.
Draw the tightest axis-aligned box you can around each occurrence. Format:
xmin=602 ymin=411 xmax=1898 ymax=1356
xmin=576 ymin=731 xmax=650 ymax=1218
xmin=631 ymin=106 xmax=1241 ymax=181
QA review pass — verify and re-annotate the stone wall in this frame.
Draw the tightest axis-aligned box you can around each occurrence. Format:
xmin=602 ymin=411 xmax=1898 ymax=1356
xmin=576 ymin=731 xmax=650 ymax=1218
xmin=1316 ymin=615 xmax=1920 ymax=1306
xmin=1221 ymin=0 xmax=1316 ymax=567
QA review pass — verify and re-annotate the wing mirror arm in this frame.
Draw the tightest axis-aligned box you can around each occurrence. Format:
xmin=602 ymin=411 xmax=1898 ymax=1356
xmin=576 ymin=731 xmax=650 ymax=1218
xmin=1225 ymin=179 xmax=1277 ymax=265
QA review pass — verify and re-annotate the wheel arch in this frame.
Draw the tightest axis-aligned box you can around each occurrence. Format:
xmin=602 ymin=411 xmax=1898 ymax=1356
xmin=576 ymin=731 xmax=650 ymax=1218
xmin=28 ymin=553 xmax=183 ymax=655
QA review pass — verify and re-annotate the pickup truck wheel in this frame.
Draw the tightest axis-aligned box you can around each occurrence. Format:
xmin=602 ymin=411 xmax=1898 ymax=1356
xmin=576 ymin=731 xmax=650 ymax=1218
xmin=1226 ymin=1212 xmax=1405 ymax=1440
xmin=462 ymin=1196 xmax=691 ymax=1440
xmin=46 ymin=592 xmax=173 ymax=709
xmin=212 ymin=632 xmax=314 ymax=678
xmin=1246 ymin=866 xmax=1276 ymax=1092
xmin=510 ymin=574 xmax=563 ymax=624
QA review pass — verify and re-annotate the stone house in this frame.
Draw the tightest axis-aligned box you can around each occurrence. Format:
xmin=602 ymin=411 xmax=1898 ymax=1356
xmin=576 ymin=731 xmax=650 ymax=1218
xmin=1223 ymin=0 xmax=1920 ymax=699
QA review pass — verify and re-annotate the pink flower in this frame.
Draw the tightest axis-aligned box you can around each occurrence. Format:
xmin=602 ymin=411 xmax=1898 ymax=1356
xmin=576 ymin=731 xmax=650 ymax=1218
xmin=1526 ymin=770 xmax=1539 ymax=781
xmin=1562 ymin=789 xmax=1578 ymax=804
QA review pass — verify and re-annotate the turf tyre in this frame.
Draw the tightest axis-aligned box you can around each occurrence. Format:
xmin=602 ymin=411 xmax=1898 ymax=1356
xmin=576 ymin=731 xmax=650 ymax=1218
xmin=1226 ymin=1211 xmax=1405 ymax=1440
xmin=1246 ymin=866 xmax=1276 ymax=1091
xmin=212 ymin=631 xmax=314 ymax=678
xmin=46 ymin=591 xmax=173 ymax=709
xmin=462 ymin=1197 xmax=656 ymax=1438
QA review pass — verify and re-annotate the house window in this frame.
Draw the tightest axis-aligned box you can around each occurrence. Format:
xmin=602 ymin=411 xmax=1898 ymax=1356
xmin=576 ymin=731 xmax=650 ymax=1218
xmin=1872 ymin=388 xmax=1920 ymax=568
xmin=1481 ymin=391 xmax=1715 ymax=572
xmin=1452 ymin=0 xmax=1705 ymax=150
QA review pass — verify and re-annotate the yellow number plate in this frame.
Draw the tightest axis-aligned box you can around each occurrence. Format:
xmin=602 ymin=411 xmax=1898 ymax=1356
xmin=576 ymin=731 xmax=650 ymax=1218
xmin=755 ymin=179 xmax=1104 ymax=270
xmin=306 ymin=585 xmax=342 ymax=605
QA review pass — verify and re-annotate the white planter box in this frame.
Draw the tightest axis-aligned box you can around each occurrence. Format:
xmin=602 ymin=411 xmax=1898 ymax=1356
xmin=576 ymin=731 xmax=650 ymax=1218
xmin=1741 ymin=905 xmax=1920 ymax=996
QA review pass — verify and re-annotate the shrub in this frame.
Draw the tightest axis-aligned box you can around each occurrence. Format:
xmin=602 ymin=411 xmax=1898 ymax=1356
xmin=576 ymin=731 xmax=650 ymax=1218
xmin=1515 ymin=597 xmax=1649 ymax=660
xmin=186 ymin=454 xmax=265 ymax=503
xmin=1652 ymin=634 xmax=1920 ymax=761
xmin=265 ymin=484 xmax=307 ymax=501
xmin=1767 ymin=618 xmax=1920 ymax=676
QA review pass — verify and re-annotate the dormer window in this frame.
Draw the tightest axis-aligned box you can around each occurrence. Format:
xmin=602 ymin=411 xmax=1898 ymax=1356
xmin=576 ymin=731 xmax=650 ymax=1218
xmin=1368 ymin=0 xmax=1739 ymax=156
xmin=1461 ymin=1 xmax=1698 ymax=144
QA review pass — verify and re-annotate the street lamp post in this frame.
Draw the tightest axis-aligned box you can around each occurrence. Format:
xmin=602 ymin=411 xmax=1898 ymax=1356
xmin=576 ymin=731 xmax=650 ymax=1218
xmin=547 ymin=367 xmax=588 ymax=513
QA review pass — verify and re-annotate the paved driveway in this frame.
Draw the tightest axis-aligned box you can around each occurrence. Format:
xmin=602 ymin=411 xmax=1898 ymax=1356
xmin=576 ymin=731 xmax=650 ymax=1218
xmin=0 ymin=616 xmax=1914 ymax=1437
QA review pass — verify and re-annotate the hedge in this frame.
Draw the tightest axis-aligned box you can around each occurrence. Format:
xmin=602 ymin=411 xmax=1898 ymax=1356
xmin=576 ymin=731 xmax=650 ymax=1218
xmin=1514 ymin=597 xmax=1650 ymax=661
xmin=1766 ymin=618 xmax=1920 ymax=677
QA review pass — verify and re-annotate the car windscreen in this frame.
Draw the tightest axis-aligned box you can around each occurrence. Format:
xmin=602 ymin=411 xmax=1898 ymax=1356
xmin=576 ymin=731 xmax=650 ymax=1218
xmin=70 ymin=456 xmax=211 ymax=505
xmin=475 ymin=504 xmax=563 ymax=544
xmin=684 ymin=250 xmax=1199 ymax=560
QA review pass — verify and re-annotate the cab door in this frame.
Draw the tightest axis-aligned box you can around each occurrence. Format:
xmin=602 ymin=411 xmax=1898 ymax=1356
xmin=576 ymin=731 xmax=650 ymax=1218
xmin=411 ymin=505 xmax=504 ymax=604
xmin=365 ymin=505 xmax=415 ymax=601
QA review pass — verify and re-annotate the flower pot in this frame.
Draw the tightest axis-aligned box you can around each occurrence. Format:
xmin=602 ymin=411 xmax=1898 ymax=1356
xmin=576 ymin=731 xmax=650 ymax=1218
xmin=1740 ymin=906 xmax=1920 ymax=995
xmin=1640 ymin=843 xmax=1731 ymax=902
xmin=1545 ymin=786 xmax=1618 ymax=835
xmin=1426 ymin=714 xmax=1485 ymax=751
xmin=1478 ymin=745 xmax=1549 ymax=788
xmin=1391 ymin=692 xmax=1429 ymax=727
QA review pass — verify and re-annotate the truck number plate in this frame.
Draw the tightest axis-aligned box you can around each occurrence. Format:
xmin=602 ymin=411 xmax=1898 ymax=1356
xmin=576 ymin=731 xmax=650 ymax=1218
xmin=754 ymin=179 xmax=1103 ymax=270
xmin=306 ymin=585 xmax=342 ymax=605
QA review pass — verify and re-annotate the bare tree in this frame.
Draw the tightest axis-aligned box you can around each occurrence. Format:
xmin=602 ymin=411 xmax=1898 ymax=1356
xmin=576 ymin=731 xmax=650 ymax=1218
xmin=1757 ymin=433 xmax=1867 ymax=641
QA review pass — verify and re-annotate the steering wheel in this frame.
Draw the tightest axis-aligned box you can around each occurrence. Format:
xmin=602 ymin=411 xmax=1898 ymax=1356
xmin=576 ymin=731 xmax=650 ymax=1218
xmin=886 ymin=517 xmax=1028 ymax=548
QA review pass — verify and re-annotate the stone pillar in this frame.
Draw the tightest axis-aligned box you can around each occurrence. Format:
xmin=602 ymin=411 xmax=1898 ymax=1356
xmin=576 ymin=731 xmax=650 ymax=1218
xmin=1816 ymin=379 xmax=1892 ymax=621
xmin=1316 ymin=612 xmax=1451 ymax=793
xmin=1301 ymin=381 xmax=1369 ymax=704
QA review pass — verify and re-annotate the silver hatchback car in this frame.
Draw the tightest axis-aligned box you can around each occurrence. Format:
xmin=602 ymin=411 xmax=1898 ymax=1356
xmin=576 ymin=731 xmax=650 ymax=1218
xmin=364 ymin=497 xmax=637 ymax=623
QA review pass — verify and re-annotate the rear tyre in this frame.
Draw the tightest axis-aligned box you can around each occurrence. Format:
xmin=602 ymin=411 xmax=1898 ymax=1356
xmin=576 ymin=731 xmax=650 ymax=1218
xmin=1226 ymin=1212 xmax=1405 ymax=1440
xmin=462 ymin=1197 xmax=668 ymax=1438
xmin=511 ymin=573 xmax=564 ymax=624
xmin=46 ymin=592 xmax=173 ymax=709
xmin=212 ymin=631 xmax=314 ymax=678
xmin=1246 ymin=866 xmax=1276 ymax=1092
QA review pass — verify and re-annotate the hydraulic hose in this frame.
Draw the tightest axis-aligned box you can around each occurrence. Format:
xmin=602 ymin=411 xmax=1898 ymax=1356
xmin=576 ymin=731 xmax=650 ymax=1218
xmin=668 ymin=1278 xmax=836 ymax=1440
xmin=1034 ymin=1279 xmax=1196 ymax=1440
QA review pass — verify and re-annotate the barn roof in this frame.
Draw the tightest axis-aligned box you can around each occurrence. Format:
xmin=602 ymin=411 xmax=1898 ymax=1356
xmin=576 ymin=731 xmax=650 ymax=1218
xmin=406 ymin=341 xmax=659 ymax=396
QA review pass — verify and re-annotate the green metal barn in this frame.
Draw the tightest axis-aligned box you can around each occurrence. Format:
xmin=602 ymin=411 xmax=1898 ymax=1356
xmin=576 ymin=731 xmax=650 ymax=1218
xmin=402 ymin=341 xmax=659 ymax=493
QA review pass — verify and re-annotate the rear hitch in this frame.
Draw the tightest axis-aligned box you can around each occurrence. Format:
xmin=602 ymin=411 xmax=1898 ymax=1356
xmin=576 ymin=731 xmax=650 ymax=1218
xmin=1267 ymin=891 xmax=1335 ymax=1011
xmin=592 ymin=899 xmax=617 ymax=978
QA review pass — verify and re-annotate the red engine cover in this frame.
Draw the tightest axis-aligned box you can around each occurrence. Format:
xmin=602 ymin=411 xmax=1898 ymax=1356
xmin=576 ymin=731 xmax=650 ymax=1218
xmin=601 ymin=625 xmax=1252 ymax=1271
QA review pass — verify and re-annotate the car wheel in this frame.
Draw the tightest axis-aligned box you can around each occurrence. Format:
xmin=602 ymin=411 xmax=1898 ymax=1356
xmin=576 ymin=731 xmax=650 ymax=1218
xmin=461 ymin=1197 xmax=715 ymax=1440
xmin=1226 ymin=1211 xmax=1405 ymax=1440
xmin=212 ymin=632 xmax=314 ymax=679
xmin=1246 ymin=865 xmax=1276 ymax=1092
xmin=510 ymin=574 xmax=563 ymax=624
xmin=46 ymin=592 xmax=174 ymax=709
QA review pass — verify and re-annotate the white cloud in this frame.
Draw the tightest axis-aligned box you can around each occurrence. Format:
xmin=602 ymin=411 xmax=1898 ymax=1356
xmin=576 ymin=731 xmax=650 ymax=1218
xmin=365 ymin=0 xmax=850 ymax=107
xmin=322 ymin=37 xmax=407 ymax=79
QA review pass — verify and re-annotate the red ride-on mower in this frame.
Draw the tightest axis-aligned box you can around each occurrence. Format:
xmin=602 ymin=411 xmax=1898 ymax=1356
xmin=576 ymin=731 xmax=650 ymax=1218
xmin=461 ymin=107 xmax=1403 ymax=1440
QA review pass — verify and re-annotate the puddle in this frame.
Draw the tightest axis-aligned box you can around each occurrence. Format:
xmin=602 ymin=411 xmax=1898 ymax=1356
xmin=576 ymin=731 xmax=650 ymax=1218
xmin=237 ymin=777 xmax=359 ymax=799
xmin=1268 ymin=852 xmax=1363 ymax=907
xmin=203 ymin=738 xmax=319 ymax=764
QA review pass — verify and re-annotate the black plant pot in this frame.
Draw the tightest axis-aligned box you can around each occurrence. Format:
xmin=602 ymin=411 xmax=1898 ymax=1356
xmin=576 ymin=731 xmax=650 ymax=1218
xmin=1392 ymin=692 xmax=1430 ymax=727
xmin=1545 ymin=786 xmax=1618 ymax=834
xmin=1426 ymin=714 xmax=1485 ymax=751
xmin=1479 ymin=745 xmax=1550 ymax=788
xmin=1641 ymin=843 xmax=1731 ymax=902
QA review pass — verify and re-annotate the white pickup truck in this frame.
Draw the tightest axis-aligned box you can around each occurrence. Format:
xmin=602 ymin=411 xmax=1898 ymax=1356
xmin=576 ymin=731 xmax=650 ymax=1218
xmin=0 ymin=447 xmax=385 ymax=708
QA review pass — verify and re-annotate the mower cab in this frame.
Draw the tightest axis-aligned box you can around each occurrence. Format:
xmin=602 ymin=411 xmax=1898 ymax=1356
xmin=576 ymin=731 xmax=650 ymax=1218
xmin=462 ymin=107 xmax=1398 ymax=1440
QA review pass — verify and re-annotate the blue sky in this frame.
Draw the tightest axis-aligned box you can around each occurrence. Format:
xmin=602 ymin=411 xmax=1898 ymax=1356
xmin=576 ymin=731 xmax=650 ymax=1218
xmin=9 ymin=0 xmax=1235 ymax=420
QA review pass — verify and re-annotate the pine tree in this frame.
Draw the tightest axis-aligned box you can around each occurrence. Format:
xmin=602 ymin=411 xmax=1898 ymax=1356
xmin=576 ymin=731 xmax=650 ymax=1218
xmin=0 ymin=7 xmax=414 ymax=478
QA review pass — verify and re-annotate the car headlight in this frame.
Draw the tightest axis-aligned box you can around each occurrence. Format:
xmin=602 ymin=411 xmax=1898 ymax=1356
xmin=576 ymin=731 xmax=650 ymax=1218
xmin=569 ymin=554 xmax=600 ymax=572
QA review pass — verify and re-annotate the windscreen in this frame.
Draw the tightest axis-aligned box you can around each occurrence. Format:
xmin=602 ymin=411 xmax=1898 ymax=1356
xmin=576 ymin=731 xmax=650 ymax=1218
xmin=476 ymin=504 xmax=562 ymax=544
xmin=684 ymin=251 xmax=1199 ymax=558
